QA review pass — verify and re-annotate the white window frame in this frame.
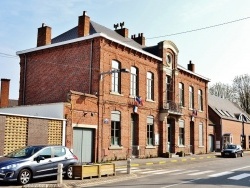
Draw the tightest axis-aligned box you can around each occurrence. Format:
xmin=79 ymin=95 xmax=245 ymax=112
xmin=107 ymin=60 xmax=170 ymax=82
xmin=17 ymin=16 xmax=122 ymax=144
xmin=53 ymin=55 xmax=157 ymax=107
xmin=130 ymin=67 xmax=137 ymax=96
xmin=147 ymin=72 xmax=154 ymax=100
xmin=189 ymin=86 xmax=194 ymax=109
xmin=198 ymin=89 xmax=203 ymax=111
xmin=199 ymin=123 xmax=204 ymax=146
xmin=178 ymin=120 xmax=185 ymax=146
xmin=111 ymin=60 xmax=120 ymax=93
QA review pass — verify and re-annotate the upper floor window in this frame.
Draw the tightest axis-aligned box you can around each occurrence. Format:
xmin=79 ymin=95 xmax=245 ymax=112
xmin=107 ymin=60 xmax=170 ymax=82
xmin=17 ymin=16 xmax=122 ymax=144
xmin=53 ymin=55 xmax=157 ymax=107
xmin=189 ymin=86 xmax=194 ymax=109
xmin=166 ymin=76 xmax=171 ymax=102
xmin=198 ymin=89 xmax=203 ymax=111
xmin=130 ymin=67 xmax=138 ymax=96
xmin=147 ymin=72 xmax=154 ymax=100
xmin=111 ymin=111 xmax=121 ymax=146
xmin=111 ymin=60 xmax=121 ymax=93
xmin=147 ymin=116 xmax=154 ymax=146
xmin=179 ymin=83 xmax=184 ymax=107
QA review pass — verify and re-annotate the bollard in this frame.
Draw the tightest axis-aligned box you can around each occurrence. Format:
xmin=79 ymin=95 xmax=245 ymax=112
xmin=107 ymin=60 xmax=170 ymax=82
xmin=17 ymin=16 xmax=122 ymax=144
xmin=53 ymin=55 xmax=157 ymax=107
xmin=57 ymin=163 xmax=63 ymax=185
xmin=127 ymin=158 xmax=131 ymax=174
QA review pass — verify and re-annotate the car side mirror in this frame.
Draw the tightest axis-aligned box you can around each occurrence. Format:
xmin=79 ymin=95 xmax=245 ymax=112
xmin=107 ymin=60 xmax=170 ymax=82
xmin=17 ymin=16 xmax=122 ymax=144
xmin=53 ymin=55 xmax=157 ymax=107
xmin=35 ymin=155 xmax=45 ymax=163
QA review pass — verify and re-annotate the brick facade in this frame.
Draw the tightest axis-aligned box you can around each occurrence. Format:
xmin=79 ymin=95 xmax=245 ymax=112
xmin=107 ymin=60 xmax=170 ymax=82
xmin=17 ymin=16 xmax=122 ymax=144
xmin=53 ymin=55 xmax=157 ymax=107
xmin=17 ymin=11 xmax=210 ymax=162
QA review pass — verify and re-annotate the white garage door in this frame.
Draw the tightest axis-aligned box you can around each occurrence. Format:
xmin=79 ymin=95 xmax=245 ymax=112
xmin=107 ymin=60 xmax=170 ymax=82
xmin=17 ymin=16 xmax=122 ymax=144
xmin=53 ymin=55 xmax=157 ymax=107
xmin=73 ymin=128 xmax=94 ymax=163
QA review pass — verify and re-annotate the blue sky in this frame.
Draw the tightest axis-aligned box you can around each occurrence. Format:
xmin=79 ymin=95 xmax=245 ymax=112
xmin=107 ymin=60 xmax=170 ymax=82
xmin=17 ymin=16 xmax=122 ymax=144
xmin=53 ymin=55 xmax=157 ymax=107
xmin=1 ymin=0 xmax=250 ymax=99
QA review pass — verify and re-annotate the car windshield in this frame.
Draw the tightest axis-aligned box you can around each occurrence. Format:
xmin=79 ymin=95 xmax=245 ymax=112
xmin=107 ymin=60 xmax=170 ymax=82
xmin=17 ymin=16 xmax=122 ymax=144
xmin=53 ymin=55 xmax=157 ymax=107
xmin=226 ymin=145 xmax=236 ymax=149
xmin=5 ymin=146 xmax=44 ymax=158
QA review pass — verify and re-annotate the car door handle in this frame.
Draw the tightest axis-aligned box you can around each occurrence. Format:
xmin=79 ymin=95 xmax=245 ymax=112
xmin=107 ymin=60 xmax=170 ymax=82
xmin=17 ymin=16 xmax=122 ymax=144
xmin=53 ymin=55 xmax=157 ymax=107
xmin=49 ymin=160 xmax=52 ymax=162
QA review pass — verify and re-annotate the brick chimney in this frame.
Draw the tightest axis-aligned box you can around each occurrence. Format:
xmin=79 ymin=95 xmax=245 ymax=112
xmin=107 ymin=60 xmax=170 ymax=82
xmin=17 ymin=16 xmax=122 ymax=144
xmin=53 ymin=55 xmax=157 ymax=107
xmin=188 ymin=60 xmax=195 ymax=72
xmin=114 ymin=22 xmax=129 ymax=38
xmin=37 ymin=23 xmax=51 ymax=47
xmin=78 ymin=11 xmax=90 ymax=37
xmin=0 ymin=78 xmax=10 ymax=108
xmin=131 ymin=33 xmax=145 ymax=46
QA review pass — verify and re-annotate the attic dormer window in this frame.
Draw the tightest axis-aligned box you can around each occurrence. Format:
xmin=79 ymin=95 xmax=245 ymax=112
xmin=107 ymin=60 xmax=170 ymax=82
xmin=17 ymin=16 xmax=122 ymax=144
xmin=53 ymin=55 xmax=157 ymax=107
xmin=216 ymin=108 xmax=225 ymax=116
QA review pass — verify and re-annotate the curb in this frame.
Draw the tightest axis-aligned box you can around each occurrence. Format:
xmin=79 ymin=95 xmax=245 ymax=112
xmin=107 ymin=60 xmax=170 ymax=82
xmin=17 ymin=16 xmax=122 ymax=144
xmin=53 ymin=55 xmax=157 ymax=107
xmin=115 ymin=154 xmax=217 ymax=169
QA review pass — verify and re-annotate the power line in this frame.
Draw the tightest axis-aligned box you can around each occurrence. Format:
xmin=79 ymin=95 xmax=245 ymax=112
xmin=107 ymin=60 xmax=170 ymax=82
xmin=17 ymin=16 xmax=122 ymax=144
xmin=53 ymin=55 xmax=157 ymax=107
xmin=0 ymin=52 xmax=18 ymax=59
xmin=147 ymin=16 xmax=250 ymax=39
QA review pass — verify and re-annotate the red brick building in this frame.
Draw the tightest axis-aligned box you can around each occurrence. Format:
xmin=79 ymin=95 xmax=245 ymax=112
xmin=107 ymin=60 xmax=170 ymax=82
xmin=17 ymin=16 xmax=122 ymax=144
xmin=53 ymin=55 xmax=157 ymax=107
xmin=208 ymin=94 xmax=250 ymax=151
xmin=16 ymin=11 xmax=210 ymax=162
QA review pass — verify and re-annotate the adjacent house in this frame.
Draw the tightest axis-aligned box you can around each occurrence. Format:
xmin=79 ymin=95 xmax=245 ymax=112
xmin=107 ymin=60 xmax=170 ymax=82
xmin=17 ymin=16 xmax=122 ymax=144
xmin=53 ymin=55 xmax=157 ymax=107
xmin=1 ymin=11 xmax=211 ymax=162
xmin=208 ymin=94 xmax=250 ymax=151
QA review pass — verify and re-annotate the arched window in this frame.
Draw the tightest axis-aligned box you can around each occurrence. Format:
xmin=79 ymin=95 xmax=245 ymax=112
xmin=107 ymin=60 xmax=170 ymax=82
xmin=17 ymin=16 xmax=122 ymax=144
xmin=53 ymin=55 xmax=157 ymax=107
xmin=130 ymin=67 xmax=138 ymax=96
xmin=111 ymin=60 xmax=121 ymax=93
xmin=198 ymin=89 xmax=203 ymax=111
xmin=147 ymin=72 xmax=154 ymax=100
xmin=179 ymin=83 xmax=184 ymax=106
xmin=189 ymin=86 xmax=194 ymax=109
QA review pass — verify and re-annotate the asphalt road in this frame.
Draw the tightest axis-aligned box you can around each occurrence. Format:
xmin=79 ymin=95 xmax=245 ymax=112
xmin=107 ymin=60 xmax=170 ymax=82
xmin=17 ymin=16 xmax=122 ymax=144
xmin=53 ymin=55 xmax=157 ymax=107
xmin=1 ymin=153 xmax=250 ymax=188
xmin=90 ymin=154 xmax=250 ymax=188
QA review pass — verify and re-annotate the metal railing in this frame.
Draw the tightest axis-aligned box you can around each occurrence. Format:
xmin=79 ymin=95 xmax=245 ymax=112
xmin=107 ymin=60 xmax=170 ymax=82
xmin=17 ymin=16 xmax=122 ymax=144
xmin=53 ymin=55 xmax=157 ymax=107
xmin=163 ymin=101 xmax=182 ymax=114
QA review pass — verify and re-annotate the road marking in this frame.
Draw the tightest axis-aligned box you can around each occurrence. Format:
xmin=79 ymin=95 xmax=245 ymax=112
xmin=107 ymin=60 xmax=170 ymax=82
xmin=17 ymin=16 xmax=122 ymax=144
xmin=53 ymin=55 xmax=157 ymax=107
xmin=228 ymin=173 xmax=250 ymax=180
xmin=140 ymin=169 xmax=167 ymax=174
xmin=172 ymin=170 xmax=199 ymax=175
xmin=188 ymin=170 xmax=214 ymax=175
xmin=154 ymin=169 xmax=182 ymax=175
xmin=208 ymin=171 xmax=233 ymax=177
xmin=231 ymin=165 xmax=250 ymax=171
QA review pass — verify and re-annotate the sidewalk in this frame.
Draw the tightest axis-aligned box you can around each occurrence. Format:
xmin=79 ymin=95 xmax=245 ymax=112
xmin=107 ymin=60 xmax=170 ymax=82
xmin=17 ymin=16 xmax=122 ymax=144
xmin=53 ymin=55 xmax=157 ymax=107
xmin=23 ymin=152 xmax=221 ymax=188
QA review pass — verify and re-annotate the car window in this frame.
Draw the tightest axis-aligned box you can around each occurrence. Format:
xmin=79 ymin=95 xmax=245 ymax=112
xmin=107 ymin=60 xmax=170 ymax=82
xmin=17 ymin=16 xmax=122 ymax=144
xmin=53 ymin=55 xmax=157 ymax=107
xmin=38 ymin=147 xmax=52 ymax=159
xmin=6 ymin=146 xmax=43 ymax=158
xmin=53 ymin=147 xmax=66 ymax=157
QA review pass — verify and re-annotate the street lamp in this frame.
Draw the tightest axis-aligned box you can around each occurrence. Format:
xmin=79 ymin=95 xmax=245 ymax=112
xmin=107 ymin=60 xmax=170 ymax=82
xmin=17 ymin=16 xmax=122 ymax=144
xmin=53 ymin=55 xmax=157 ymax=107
xmin=241 ymin=114 xmax=247 ymax=149
xmin=98 ymin=68 xmax=130 ymax=162
xmin=100 ymin=68 xmax=130 ymax=80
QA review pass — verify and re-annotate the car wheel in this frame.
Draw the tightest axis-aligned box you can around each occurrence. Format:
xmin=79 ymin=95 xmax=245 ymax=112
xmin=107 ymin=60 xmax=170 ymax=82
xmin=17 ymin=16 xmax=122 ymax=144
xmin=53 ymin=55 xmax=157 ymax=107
xmin=65 ymin=165 xmax=73 ymax=179
xmin=18 ymin=169 xmax=32 ymax=185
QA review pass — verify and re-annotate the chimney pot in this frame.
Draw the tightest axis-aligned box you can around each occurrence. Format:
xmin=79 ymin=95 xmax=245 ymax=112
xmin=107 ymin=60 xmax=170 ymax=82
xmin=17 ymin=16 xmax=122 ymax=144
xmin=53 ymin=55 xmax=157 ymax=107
xmin=131 ymin=33 xmax=145 ymax=46
xmin=37 ymin=24 xmax=51 ymax=47
xmin=188 ymin=60 xmax=195 ymax=72
xmin=0 ymin=78 xmax=10 ymax=108
xmin=78 ymin=11 xmax=90 ymax=37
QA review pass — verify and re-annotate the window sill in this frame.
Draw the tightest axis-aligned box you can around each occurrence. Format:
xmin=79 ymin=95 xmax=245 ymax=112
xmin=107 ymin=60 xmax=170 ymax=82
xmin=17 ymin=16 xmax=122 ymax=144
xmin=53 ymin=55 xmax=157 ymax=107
xmin=146 ymin=99 xmax=155 ymax=103
xmin=146 ymin=145 xmax=156 ymax=149
xmin=198 ymin=146 xmax=205 ymax=148
xmin=178 ymin=145 xmax=185 ymax=148
xmin=109 ymin=145 xmax=123 ymax=150
xmin=109 ymin=92 xmax=124 ymax=96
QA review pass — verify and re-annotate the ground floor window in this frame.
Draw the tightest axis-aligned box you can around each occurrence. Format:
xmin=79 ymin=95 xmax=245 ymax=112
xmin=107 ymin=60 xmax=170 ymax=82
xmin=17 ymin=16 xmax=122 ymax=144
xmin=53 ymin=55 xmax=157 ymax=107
xmin=199 ymin=122 xmax=204 ymax=146
xmin=179 ymin=120 xmax=185 ymax=146
xmin=111 ymin=111 xmax=121 ymax=146
xmin=147 ymin=116 xmax=154 ymax=145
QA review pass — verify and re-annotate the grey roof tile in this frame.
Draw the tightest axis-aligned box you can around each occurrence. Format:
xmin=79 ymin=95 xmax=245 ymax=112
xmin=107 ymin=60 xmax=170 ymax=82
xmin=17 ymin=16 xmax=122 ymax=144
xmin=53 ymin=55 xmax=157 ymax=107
xmin=52 ymin=21 xmax=144 ymax=50
xmin=208 ymin=94 xmax=249 ymax=121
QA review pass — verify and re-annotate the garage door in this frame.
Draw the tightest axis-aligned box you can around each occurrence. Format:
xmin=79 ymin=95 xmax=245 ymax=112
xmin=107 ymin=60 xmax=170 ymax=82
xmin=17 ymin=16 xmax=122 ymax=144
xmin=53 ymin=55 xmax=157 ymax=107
xmin=73 ymin=128 xmax=94 ymax=163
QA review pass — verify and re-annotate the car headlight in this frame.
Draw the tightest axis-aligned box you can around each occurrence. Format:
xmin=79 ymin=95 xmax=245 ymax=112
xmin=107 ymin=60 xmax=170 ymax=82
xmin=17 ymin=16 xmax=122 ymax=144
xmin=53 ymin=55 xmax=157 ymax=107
xmin=1 ymin=164 xmax=19 ymax=170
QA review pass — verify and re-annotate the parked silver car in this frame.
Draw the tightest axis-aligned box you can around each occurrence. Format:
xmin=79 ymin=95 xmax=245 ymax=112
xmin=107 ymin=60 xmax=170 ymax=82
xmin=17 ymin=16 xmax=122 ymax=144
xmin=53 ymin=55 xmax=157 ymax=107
xmin=0 ymin=145 xmax=78 ymax=185
xmin=221 ymin=144 xmax=243 ymax=158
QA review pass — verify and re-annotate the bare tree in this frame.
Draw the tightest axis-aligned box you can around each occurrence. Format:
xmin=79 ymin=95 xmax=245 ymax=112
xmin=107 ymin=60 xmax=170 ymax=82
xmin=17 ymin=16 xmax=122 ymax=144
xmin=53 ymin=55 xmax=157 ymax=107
xmin=209 ymin=82 xmax=236 ymax=102
xmin=232 ymin=74 xmax=250 ymax=115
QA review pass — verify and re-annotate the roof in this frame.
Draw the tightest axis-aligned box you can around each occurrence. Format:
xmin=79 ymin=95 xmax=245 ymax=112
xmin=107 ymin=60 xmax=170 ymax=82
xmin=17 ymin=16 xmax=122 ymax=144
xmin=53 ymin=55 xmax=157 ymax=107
xmin=52 ymin=21 xmax=144 ymax=50
xmin=16 ymin=19 xmax=210 ymax=82
xmin=208 ymin=94 xmax=250 ymax=122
